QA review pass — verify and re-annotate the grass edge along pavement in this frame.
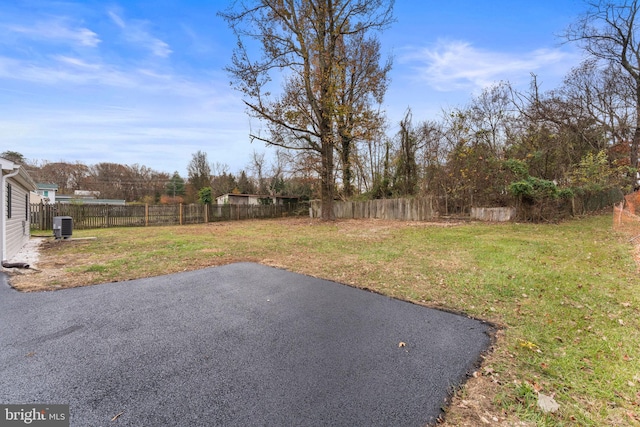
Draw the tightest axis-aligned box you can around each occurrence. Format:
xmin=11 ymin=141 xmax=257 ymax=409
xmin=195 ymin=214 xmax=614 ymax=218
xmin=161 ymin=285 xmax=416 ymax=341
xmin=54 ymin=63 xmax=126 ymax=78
xmin=8 ymin=214 xmax=640 ymax=426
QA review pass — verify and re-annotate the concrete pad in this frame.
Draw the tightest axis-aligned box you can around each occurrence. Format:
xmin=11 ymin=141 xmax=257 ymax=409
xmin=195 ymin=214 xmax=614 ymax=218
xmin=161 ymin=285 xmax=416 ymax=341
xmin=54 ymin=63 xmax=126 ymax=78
xmin=0 ymin=263 xmax=494 ymax=426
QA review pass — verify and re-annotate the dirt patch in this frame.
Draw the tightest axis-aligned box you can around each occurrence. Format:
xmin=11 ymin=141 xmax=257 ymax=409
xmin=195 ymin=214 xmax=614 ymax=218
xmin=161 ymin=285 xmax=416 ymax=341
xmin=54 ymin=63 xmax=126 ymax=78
xmin=438 ymin=328 xmax=537 ymax=427
xmin=443 ymin=375 xmax=535 ymax=427
xmin=5 ymin=239 xmax=90 ymax=291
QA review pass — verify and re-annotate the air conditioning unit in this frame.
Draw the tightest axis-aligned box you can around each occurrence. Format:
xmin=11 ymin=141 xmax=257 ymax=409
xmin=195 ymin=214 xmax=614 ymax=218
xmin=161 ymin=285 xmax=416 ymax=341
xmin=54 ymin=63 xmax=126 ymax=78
xmin=53 ymin=216 xmax=73 ymax=239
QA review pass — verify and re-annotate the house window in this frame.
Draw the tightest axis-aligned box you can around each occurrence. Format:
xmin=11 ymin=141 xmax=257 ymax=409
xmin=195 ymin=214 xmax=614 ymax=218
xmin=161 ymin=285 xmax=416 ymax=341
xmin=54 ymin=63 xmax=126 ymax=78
xmin=6 ymin=183 xmax=11 ymax=219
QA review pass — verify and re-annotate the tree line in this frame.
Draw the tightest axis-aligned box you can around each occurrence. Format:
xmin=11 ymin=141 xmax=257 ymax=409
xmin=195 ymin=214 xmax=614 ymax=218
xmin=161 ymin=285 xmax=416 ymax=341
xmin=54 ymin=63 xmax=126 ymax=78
xmin=218 ymin=0 xmax=640 ymax=220
xmin=6 ymin=1 xmax=640 ymax=219
xmin=2 ymin=149 xmax=312 ymax=205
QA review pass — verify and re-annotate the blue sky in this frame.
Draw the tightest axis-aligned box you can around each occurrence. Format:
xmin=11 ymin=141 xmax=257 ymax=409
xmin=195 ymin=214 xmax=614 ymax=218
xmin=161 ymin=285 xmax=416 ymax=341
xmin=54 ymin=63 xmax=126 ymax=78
xmin=1 ymin=0 xmax=585 ymax=177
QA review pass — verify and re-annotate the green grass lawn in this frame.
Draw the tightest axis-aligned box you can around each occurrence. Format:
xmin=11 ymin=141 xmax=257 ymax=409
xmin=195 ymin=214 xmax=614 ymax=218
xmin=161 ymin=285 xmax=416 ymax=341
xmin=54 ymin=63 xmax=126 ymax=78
xmin=26 ymin=215 xmax=640 ymax=426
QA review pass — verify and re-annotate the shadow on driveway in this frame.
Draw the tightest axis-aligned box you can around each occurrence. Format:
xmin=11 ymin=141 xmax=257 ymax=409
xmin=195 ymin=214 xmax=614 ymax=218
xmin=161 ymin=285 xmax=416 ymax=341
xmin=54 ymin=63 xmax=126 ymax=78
xmin=0 ymin=262 xmax=494 ymax=426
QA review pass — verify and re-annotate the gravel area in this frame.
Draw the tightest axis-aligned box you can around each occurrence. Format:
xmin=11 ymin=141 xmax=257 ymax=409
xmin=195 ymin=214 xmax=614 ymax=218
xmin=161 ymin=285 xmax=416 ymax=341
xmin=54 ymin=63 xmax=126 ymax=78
xmin=3 ymin=237 xmax=45 ymax=269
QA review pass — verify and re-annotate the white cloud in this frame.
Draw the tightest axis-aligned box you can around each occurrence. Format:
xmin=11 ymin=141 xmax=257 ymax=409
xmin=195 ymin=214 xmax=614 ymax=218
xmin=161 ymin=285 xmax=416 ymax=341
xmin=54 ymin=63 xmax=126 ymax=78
xmin=0 ymin=55 xmax=136 ymax=87
xmin=0 ymin=85 xmax=251 ymax=174
xmin=107 ymin=10 xmax=126 ymax=29
xmin=0 ymin=54 xmax=224 ymax=96
xmin=6 ymin=19 xmax=100 ymax=47
xmin=401 ymin=39 xmax=576 ymax=92
xmin=53 ymin=55 xmax=101 ymax=69
xmin=180 ymin=24 xmax=215 ymax=55
xmin=107 ymin=9 xmax=172 ymax=58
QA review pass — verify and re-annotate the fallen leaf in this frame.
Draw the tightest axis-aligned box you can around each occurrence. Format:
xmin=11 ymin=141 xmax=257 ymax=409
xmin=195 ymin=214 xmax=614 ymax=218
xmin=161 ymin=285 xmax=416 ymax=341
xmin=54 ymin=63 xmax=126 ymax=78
xmin=519 ymin=340 xmax=539 ymax=351
xmin=398 ymin=342 xmax=406 ymax=348
xmin=537 ymin=393 xmax=559 ymax=413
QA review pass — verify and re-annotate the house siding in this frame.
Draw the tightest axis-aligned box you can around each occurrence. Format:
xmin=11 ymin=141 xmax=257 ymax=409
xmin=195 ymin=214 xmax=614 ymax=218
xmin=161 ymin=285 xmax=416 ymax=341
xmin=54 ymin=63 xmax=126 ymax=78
xmin=5 ymin=178 xmax=30 ymax=260
xmin=215 ymin=193 xmax=299 ymax=206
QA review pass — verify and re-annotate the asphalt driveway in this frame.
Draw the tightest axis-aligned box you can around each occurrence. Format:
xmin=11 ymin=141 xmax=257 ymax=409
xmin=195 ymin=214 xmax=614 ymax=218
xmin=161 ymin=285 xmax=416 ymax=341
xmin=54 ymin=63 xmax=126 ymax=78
xmin=0 ymin=262 xmax=494 ymax=426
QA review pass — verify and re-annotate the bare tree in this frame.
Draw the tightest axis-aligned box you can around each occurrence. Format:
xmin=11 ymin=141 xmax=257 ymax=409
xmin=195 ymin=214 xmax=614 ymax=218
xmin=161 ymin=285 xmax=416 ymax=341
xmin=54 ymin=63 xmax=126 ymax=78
xmin=510 ymin=70 xmax=630 ymax=182
xmin=86 ymin=162 xmax=130 ymax=199
xmin=415 ymin=119 xmax=447 ymax=196
xmin=249 ymin=151 xmax=269 ymax=194
xmin=393 ymin=108 xmax=418 ymax=196
xmin=335 ymin=32 xmax=391 ymax=198
xmin=468 ymin=82 xmax=515 ymax=157
xmin=220 ymin=0 xmax=394 ymax=219
xmin=187 ymin=150 xmax=212 ymax=192
xmin=32 ymin=161 xmax=90 ymax=194
xmin=358 ymin=123 xmax=389 ymax=195
xmin=565 ymin=0 xmax=640 ymax=169
xmin=560 ymin=60 xmax=635 ymax=152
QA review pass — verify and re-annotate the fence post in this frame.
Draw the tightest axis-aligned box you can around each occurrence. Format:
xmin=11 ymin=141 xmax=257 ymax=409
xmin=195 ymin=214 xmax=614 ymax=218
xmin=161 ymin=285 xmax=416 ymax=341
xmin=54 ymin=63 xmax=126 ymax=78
xmin=145 ymin=203 xmax=149 ymax=227
xmin=180 ymin=203 xmax=183 ymax=225
xmin=39 ymin=201 xmax=45 ymax=230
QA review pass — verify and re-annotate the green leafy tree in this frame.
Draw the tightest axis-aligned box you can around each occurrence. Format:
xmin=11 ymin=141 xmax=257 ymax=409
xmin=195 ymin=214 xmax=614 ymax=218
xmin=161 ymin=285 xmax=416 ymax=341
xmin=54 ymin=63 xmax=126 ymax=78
xmin=571 ymin=150 xmax=612 ymax=190
xmin=166 ymin=172 xmax=186 ymax=197
xmin=1 ymin=151 xmax=26 ymax=164
xmin=198 ymin=186 xmax=213 ymax=205
xmin=237 ymin=170 xmax=256 ymax=194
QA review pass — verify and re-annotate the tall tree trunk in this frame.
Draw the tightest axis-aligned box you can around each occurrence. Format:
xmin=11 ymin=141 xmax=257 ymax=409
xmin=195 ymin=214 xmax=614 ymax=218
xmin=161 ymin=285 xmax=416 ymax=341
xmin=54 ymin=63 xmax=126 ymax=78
xmin=341 ymin=133 xmax=353 ymax=198
xmin=632 ymin=125 xmax=640 ymax=173
xmin=320 ymin=137 xmax=335 ymax=220
xmin=633 ymin=87 xmax=640 ymax=171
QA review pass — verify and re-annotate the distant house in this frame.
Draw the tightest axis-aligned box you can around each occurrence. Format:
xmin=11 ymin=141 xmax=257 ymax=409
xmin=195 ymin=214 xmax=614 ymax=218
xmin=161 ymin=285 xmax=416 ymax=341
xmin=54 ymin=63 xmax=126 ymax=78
xmin=1 ymin=157 xmax=37 ymax=263
xmin=35 ymin=183 xmax=59 ymax=203
xmin=56 ymin=190 xmax=125 ymax=206
xmin=215 ymin=193 xmax=299 ymax=206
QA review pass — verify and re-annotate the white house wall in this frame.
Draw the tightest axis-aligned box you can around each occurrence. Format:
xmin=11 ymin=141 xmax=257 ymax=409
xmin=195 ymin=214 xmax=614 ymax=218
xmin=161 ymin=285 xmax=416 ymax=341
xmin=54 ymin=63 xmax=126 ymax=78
xmin=230 ymin=195 xmax=250 ymax=205
xmin=5 ymin=177 xmax=30 ymax=261
xmin=215 ymin=193 xmax=297 ymax=206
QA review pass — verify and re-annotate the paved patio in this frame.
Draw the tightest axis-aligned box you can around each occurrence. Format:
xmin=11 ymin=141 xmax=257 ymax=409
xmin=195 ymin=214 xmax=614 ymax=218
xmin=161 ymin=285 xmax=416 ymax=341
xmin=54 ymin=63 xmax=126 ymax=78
xmin=0 ymin=263 xmax=494 ymax=426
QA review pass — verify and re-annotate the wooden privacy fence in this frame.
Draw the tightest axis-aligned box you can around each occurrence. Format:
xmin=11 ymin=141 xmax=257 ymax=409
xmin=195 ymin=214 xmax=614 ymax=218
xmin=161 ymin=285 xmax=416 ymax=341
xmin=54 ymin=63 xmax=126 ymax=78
xmin=310 ymin=197 xmax=437 ymax=221
xmin=31 ymin=202 xmax=302 ymax=230
xmin=470 ymin=207 xmax=516 ymax=222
